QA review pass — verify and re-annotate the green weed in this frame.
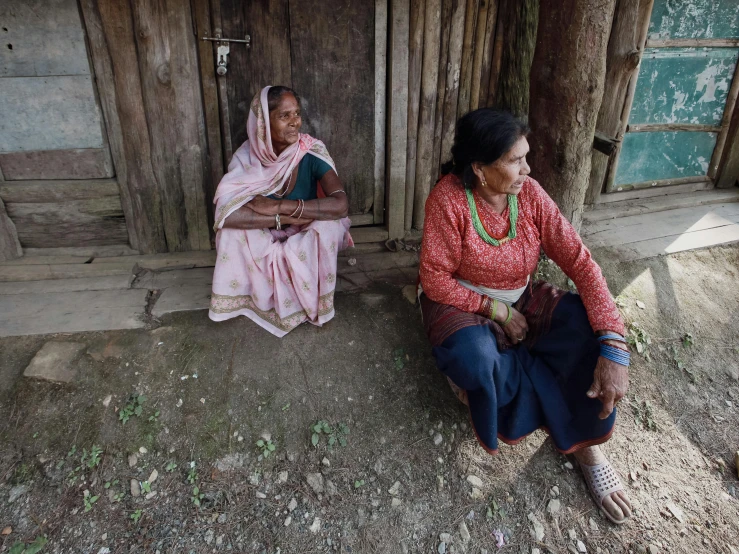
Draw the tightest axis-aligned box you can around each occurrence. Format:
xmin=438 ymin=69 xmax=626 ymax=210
xmin=8 ymin=536 xmax=47 ymax=554
xmin=310 ymin=421 xmax=349 ymax=449
xmin=119 ymin=394 xmax=147 ymax=424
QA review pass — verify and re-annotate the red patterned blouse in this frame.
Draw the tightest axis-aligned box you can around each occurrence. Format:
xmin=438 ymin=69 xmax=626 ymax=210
xmin=419 ymin=174 xmax=624 ymax=335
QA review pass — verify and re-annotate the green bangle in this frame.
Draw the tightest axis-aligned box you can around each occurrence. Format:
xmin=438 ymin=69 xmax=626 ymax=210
xmin=491 ymin=298 xmax=498 ymax=320
xmin=502 ymin=303 xmax=513 ymax=326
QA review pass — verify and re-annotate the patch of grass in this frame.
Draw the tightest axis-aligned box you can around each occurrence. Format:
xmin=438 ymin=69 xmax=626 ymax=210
xmin=186 ymin=461 xmax=198 ymax=484
xmin=165 ymin=461 xmax=178 ymax=472
xmin=354 ymin=479 xmax=365 ymax=489
xmin=191 ymin=486 xmax=205 ymax=507
xmin=67 ymin=445 xmax=104 ymax=484
xmin=486 ymin=499 xmax=506 ymax=521
xmin=631 ymin=397 xmax=657 ymax=431
xmin=148 ymin=410 xmax=161 ymax=422
xmin=82 ymin=490 xmax=99 ymax=513
xmin=627 ymin=322 xmax=652 ymax=360
xmin=8 ymin=536 xmax=47 ymax=554
xmin=256 ymin=438 xmax=276 ymax=458
xmin=130 ymin=509 xmax=143 ymax=524
xmin=393 ymin=348 xmax=407 ymax=370
xmin=119 ymin=393 xmax=146 ymax=425
xmin=11 ymin=462 xmax=36 ymax=485
xmin=682 ymin=332 xmax=694 ymax=347
xmin=310 ymin=420 xmax=350 ymax=450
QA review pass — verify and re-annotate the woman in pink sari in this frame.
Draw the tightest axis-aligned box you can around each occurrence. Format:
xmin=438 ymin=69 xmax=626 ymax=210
xmin=209 ymin=86 xmax=353 ymax=337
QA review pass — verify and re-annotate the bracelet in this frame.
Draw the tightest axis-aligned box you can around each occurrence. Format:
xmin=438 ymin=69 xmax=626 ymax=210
xmin=297 ymin=199 xmax=305 ymax=219
xmin=289 ymin=200 xmax=301 ymax=218
xmin=275 ymin=214 xmax=281 ymax=231
xmin=597 ymin=333 xmax=627 ymax=343
xmin=328 ymin=189 xmax=346 ymax=196
xmin=491 ymin=298 xmax=498 ymax=321
xmin=600 ymin=343 xmax=630 ymax=367
xmin=502 ymin=303 xmax=513 ymax=326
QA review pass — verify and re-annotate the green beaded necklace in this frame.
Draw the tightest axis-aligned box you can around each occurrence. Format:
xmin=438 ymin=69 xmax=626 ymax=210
xmin=464 ymin=188 xmax=518 ymax=246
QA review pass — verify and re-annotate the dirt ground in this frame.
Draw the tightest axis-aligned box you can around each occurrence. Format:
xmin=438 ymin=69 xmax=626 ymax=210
xmin=0 ymin=244 xmax=738 ymax=554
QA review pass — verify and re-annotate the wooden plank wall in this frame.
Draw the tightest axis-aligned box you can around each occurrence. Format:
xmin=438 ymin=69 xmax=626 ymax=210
xmin=79 ymin=0 xmax=212 ymax=253
xmin=402 ymin=0 xmax=507 ymax=231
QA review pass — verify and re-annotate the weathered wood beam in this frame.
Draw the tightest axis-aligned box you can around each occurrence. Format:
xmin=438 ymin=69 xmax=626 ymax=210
xmin=709 ymin=53 xmax=739 ymax=180
xmin=585 ymin=0 xmax=653 ymax=205
xmin=387 ymin=0 xmax=410 ymax=239
xmin=412 ymin=0 xmax=441 ymax=229
xmin=439 ymin=0 xmax=467 ymax=167
xmin=647 ymin=38 xmax=739 ymax=48
xmin=375 ymin=0 xmax=389 ymax=224
xmin=0 ymin=179 xmax=119 ymax=203
xmin=627 ymin=124 xmax=721 ymax=133
xmin=405 ymin=0 xmax=425 ymax=230
xmin=79 ymin=0 xmax=167 ymax=253
xmin=528 ymin=0 xmax=619 ymax=231
xmin=191 ymin=0 xmax=224 ymax=239
xmin=457 ymin=0 xmax=479 ymax=118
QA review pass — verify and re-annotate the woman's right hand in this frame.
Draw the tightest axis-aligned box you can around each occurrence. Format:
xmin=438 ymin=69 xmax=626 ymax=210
xmin=495 ymin=304 xmax=529 ymax=345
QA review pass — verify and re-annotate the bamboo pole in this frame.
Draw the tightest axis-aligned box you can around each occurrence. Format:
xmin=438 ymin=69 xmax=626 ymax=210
xmin=412 ymin=0 xmax=442 ymax=229
xmin=404 ymin=0 xmax=426 ymax=230
xmin=432 ymin=0 xmax=453 ymax=177
xmin=440 ymin=0 xmax=467 ymax=165
xmin=469 ymin=0 xmax=489 ymax=110
xmin=457 ymin=0 xmax=479 ymax=117
xmin=477 ymin=0 xmax=499 ymax=107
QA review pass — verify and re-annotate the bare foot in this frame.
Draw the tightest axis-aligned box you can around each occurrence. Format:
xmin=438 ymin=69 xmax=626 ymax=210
xmin=573 ymin=446 xmax=633 ymax=523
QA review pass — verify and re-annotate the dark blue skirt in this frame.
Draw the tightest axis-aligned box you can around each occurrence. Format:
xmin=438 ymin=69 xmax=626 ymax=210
xmin=421 ymin=284 xmax=616 ymax=454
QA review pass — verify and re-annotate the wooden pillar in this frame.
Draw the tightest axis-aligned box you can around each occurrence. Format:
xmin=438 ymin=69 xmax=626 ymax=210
xmin=387 ymin=0 xmax=410 ymax=239
xmin=405 ymin=0 xmax=425 ymax=231
xmin=528 ymin=0 xmax=618 ymax=231
xmin=412 ymin=0 xmax=442 ymax=229
xmin=439 ymin=0 xmax=467 ymax=166
xmin=490 ymin=0 xmax=539 ymax=118
xmin=586 ymin=0 xmax=653 ymax=205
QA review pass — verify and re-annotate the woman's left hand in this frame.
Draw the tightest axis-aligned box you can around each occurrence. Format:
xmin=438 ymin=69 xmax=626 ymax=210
xmin=587 ymin=356 xmax=629 ymax=419
xmin=248 ymin=195 xmax=281 ymax=216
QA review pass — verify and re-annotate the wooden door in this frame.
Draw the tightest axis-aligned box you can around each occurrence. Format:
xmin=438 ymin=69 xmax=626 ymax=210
xmin=605 ymin=0 xmax=739 ymax=194
xmin=214 ymin=0 xmax=381 ymax=223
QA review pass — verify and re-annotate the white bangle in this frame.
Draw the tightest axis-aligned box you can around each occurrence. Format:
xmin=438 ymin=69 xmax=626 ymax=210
xmin=275 ymin=214 xmax=282 ymax=230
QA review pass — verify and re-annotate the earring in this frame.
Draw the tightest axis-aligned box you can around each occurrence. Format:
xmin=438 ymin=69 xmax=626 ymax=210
xmin=481 ymin=178 xmax=487 ymax=187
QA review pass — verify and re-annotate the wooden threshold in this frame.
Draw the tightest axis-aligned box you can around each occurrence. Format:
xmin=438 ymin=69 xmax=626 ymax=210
xmin=584 ymin=188 xmax=739 ymax=223
xmin=583 ymin=201 xmax=739 ymax=261
xmin=597 ymin=179 xmax=713 ymax=203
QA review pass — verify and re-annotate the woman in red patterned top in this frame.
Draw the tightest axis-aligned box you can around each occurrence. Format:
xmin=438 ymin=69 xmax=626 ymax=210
xmin=419 ymin=109 xmax=633 ymax=524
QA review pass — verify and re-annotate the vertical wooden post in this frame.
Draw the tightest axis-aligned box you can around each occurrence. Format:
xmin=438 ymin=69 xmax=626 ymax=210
xmin=0 ymin=166 xmax=22 ymax=261
xmin=469 ymin=0 xmax=489 ymax=110
xmin=457 ymin=0 xmax=479 ymax=118
xmin=192 ymin=0 xmax=225 ymax=238
xmin=412 ymin=0 xmax=442 ymax=229
xmin=586 ymin=0 xmax=653 ymax=205
xmin=375 ymin=0 xmax=389 ymax=224
xmin=432 ymin=0 xmax=453 ymax=177
xmin=405 ymin=0 xmax=426 ymax=230
xmin=440 ymin=0 xmax=467 ymax=165
xmin=387 ymin=0 xmax=410 ymax=239
xmin=528 ymin=0 xmax=618 ymax=230
xmin=477 ymin=0 xmax=498 ymax=106
xmin=709 ymin=57 xmax=739 ymax=181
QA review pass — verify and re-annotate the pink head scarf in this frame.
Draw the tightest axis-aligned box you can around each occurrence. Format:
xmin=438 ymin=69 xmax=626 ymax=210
xmin=213 ymin=86 xmax=336 ymax=231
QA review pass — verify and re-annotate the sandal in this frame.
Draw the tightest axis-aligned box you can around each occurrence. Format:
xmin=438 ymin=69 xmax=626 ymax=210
xmin=578 ymin=459 xmax=629 ymax=525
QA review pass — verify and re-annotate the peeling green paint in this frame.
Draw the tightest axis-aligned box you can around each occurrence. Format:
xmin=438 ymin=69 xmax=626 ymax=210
xmin=649 ymin=0 xmax=739 ymax=40
xmin=629 ymin=47 xmax=738 ymax=125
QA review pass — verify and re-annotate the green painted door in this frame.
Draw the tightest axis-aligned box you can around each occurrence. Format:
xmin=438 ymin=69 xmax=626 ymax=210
xmin=608 ymin=0 xmax=739 ymax=192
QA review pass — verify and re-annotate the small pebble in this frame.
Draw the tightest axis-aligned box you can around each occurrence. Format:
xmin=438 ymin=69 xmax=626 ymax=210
xmin=255 ymin=491 xmax=266 ymax=499
xmin=284 ymin=516 xmax=292 ymax=527
xmin=466 ymin=475 xmax=483 ymax=488
xmin=433 ymin=433 xmax=443 ymax=446
xmin=564 ymin=461 xmax=574 ymax=470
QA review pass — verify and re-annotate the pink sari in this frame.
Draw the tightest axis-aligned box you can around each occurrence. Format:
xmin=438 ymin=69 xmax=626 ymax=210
xmin=209 ymin=87 xmax=353 ymax=337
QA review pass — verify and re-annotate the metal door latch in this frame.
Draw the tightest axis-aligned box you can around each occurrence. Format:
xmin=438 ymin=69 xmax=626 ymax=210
xmin=216 ymin=44 xmax=229 ymax=76
xmin=201 ymin=34 xmax=251 ymax=76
